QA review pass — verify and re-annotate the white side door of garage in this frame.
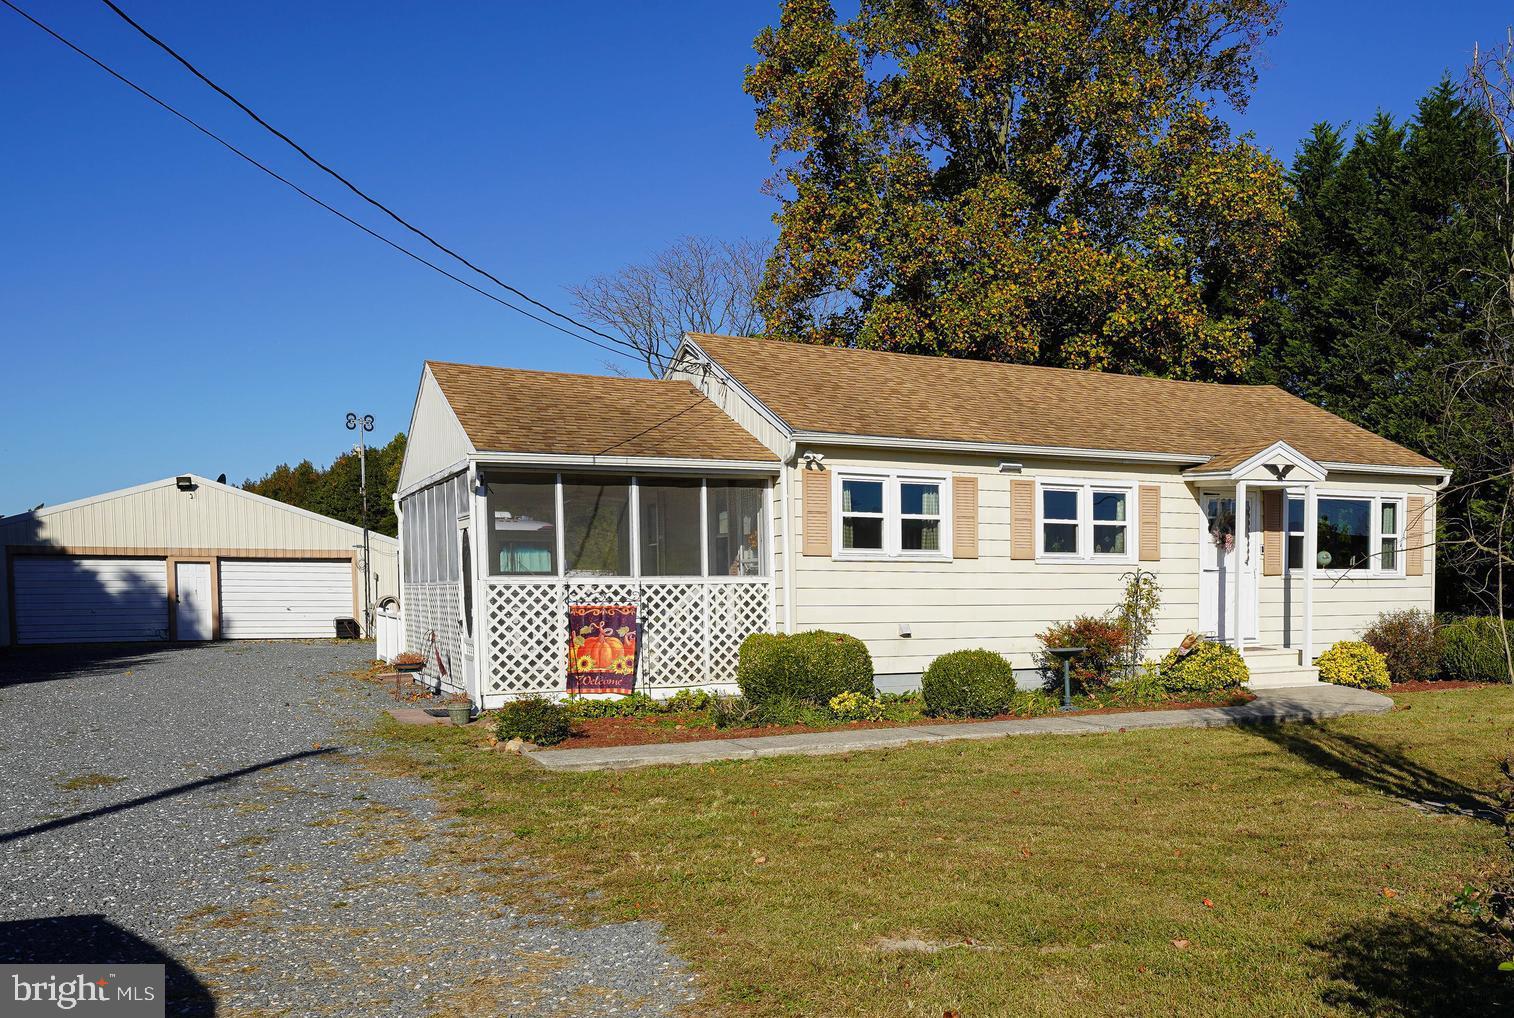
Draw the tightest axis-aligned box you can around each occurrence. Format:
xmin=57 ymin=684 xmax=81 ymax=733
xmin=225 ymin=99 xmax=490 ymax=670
xmin=12 ymin=556 xmax=169 ymax=644
xmin=218 ymin=559 xmax=353 ymax=639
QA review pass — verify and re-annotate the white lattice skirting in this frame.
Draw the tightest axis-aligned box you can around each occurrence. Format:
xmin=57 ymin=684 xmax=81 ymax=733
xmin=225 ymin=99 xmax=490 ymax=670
xmin=401 ymin=581 xmax=462 ymax=691
xmin=483 ymin=579 xmax=772 ymax=699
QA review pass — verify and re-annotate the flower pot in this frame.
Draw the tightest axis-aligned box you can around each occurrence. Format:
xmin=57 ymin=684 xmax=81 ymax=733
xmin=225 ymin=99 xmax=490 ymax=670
xmin=394 ymin=661 xmax=424 ymax=674
xmin=447 ymin=704 xmax=473 ymax=726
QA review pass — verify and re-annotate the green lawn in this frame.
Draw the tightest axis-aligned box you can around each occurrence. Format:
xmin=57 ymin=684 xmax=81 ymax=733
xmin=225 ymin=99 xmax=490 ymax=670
xmin=370 ymin=687 xmax=1514 ymax=1017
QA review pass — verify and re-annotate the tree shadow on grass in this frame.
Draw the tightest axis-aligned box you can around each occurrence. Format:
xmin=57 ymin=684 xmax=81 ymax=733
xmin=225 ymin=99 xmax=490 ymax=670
xmin=1239 ymin=721 xmax=1502 ymax=822
xmin=1312 ymin=910 xmax=1511 ymax=1017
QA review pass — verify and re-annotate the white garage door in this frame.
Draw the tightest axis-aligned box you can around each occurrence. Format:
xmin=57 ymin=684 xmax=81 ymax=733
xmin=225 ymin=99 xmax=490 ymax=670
xmin=12 ymin=556 xmax=168 ymax=644
xmin=219 ymin=559 xmax=354 ymax=639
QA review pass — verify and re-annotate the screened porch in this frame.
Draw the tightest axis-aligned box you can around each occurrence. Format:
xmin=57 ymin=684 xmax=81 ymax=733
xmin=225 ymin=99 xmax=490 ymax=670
xmin=478 ymin=470 xmax=775 ymax=703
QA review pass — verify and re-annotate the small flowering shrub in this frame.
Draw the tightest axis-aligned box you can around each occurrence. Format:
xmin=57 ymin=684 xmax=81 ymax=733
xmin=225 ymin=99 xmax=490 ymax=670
xmin=829 ymin=690 xmax=885 ymax=722
xmin=1038 ymin=616 xmax=1129 ymax=693
xmin=1316 ymin=641 xmax=1391 ymax=691
xmin=1159 ymin=639 xmax=1249 ymax=697
xmin=921 ymin=649 xmax=1017 ymax=718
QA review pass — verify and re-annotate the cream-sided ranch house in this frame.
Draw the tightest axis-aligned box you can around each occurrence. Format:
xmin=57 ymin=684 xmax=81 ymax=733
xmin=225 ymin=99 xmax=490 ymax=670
xmin=396 ymin=334 xmax=1447 ymax=707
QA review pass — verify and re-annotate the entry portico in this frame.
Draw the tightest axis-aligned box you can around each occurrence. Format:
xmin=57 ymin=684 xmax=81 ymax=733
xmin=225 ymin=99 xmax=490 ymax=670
xmin=1184 ymin=441 xmax=1328 ymax=674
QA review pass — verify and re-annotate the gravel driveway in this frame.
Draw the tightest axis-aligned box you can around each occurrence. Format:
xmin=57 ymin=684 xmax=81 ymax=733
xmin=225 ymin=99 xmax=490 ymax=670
xmin=0 ymin=641 xmax=697 ymax=1017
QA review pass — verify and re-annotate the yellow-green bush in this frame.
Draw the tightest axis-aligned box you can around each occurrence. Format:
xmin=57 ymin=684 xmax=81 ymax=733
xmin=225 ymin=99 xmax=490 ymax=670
xmin=1316 ymin=640 xmax=1390 ymax=691
xmin=1158 ymin=639 xmax=1249 ymax=697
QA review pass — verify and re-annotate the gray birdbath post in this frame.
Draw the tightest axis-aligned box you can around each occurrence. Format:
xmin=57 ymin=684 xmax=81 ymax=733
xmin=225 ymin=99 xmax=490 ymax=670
xmin=1046 ymin=646 xmax=1086 ymax=713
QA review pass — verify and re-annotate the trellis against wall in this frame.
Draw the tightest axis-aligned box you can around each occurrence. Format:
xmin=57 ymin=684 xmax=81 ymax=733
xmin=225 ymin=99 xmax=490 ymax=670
xmin=482 ymin=578 xmax=772 ymax=700
xmin=402 ymin=580 xmax=462 ymax=691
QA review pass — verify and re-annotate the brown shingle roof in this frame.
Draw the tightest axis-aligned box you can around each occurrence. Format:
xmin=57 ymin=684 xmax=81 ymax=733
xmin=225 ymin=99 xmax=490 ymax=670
xmin=688 ymin=334 xmax=1441 ymax=471
xmin=427 ymin=361 xmax=777 ymax=463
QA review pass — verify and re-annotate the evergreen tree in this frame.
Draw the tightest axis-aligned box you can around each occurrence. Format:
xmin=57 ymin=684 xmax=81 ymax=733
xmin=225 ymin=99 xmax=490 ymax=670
xmin=242 ymin=433 xmax=406 ymax=537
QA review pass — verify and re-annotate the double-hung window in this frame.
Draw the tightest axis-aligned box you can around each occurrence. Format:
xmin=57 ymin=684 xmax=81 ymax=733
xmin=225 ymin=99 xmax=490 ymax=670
xmin=1036 ymin=480 xmax=1136 ymax=563
xmin=835 ymin=472 xmax=949 ymax=559
xmin=1287 ymin=492 xmax=1405 ymax=576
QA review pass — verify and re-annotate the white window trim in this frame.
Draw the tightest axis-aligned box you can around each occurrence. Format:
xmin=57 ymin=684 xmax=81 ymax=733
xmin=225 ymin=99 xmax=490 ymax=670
xmin=831 ymin=468 xmax=952 ymax=562
xmin=1313 ymin=490 xmax=1406 ymax=579
xmin=1034 ymin=478 xmax=1138 ymax=564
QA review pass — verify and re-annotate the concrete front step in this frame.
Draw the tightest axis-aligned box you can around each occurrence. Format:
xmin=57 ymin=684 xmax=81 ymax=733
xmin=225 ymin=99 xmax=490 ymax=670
xmin=1246 ymin=666 xmax=1321 ymax=689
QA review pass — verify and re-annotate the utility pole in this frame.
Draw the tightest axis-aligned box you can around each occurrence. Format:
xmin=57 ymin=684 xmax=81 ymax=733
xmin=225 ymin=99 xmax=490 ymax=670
xmin=346 ymin=412 xmax=375 ymax=634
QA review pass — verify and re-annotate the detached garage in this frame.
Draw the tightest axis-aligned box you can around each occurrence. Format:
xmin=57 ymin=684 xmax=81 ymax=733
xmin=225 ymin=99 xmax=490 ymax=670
xmin=0 ymin=474 xmax=398 ymax=646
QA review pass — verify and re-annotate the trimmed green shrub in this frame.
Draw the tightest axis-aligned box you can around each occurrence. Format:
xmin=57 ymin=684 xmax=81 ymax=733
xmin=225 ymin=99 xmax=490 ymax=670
xmin=1316 ymin=640 xmax=1391 ymax=691
xmin=921 ymin=649 xmax=1017 ymax=718
xmin=1038 ymin=616 xmax=1129 ymax=693
xmin=494 ymin=698 xmax=572 ymax=746
xmin=1363 ymin=609 xmax=1441 ymax=684
xmin=1159 ymin=639 xmax=1250 ymax=697
xmin=736 ymin=630 xmax=874 ymax=705
xmin=1441 ymin=617 xmax=1514 ymax=683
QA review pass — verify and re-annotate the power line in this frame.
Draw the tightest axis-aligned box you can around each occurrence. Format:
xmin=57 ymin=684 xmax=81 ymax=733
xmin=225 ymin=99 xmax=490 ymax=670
xmin=0 ymin=0 xmax=634 ymax=361
xmin=97 ymin=0 xmax=636 ymax=355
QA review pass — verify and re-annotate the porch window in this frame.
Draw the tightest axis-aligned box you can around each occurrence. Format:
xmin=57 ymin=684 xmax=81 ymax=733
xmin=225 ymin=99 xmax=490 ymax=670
xmin=1286 ymin=496 xmax=1305 ymax=570
xmin=1380 ymin=500 xmax=1401 ymax=571
xmin=562 ymin=475 xmax=631 ymax=577
xmin=840 ymin=478 xmax=885 ymax=551
xmin=486 ymin=475 xmax=557 ymax=576
xmin=638 ymin=479 xmax=703 ymax=577
xmin=708 ymin=480 xmax=766 ymax=576
xmin=1317 ymin=497 xmax=1372 ymax=571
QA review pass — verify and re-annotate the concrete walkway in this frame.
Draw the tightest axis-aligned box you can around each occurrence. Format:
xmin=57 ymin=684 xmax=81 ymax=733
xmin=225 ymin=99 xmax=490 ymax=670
xmin=529 ymin=685 xmax=1393 ymax=772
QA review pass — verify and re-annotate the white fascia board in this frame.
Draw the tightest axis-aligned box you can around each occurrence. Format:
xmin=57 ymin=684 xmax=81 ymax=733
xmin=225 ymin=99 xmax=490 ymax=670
xmin=1317 ymin=461 xmax=1451 ymax=480
xmin=470 ymin=452 xmax=781 ymax=474
xmin=790 ymin=432 xmax=1207 ymax=465
xmin=1183 ymin=440 xmax=1328 ymax=484
xmin=394 ymin=459 xmax=471 ymax=501
xmin=675 ymin=336 xmax=796 ymax=441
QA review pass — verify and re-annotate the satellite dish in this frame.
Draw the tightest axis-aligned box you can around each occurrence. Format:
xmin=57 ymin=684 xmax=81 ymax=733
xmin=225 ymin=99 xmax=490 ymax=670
xmin=216 ymin=473 xmax=227 ymax=484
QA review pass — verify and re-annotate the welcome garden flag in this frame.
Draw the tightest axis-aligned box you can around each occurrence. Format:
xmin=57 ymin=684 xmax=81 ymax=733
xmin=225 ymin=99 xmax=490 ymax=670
xmin=567 ymin=604 xmax=639 ymax=695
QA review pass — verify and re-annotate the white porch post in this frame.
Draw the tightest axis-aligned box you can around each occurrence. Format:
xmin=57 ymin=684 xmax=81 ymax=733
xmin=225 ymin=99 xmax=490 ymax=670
xmin=1303 ymin=483 xmax=1317 ymax=664
xmin=1233 ymin=481 xmax=1248 ymax=649
xmin=470 ymin=468 xmax=489 ymax=704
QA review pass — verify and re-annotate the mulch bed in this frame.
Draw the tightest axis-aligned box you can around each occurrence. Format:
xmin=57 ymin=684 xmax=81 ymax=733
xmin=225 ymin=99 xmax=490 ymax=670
xmin=1390 ymin=679 xmax=1499 ymax=693
xmin=542 ymin=693 xmax=1257 ymax=751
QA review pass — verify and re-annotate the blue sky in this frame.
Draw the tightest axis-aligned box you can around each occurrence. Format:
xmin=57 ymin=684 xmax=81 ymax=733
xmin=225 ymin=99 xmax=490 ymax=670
xmin=1 ymin=1 xmax=1508 ymax=511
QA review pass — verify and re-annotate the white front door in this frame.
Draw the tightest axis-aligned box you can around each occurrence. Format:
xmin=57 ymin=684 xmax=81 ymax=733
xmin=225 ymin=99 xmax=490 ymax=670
xmin=457 ymin=517 xmax=477 ymax=700
xmin=1199 ymin=491 xmax=1260 ymax=645
xmin=174 ymin=561 xmax=214 ymax=641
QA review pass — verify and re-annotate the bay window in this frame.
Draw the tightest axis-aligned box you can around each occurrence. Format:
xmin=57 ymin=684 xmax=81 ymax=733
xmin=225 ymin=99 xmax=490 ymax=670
xmin=834 ymin=471 xmax=950 ymax=559
xmin=1036 ymin=480 xmax=1137 ymax=563
xmin=482 ymin=472 xmax=769 ymax=580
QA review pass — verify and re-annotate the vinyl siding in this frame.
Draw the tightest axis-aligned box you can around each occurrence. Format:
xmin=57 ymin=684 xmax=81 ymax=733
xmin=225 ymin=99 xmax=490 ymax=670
xmin=784 ymin=449 xmax=1204 ymax=677
xmin=397 ymin=367 xmax=473 ymax=492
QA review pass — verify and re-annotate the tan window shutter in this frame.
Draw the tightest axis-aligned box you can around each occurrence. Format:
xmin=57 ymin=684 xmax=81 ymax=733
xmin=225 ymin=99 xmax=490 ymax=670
xmin=952 ymin=475 xmax=979 ymax=559
xmin=1011 ymin=478 xmax=1035 ymax=560
xmin=801 ymin=468 xmax=832 ymax=557
xmin=1138 ymin=484 xmax=1162 ymax=562
xmin=1261 ymin=490 xmax=1283 ymax=576
xmin=1406 ymin=495 xmax=1427 ymax=576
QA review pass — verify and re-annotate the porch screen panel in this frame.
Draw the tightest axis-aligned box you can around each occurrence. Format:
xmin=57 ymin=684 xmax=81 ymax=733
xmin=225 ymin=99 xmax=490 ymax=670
xmin=562 ymin=476 xmax=632 ymax=577
xmin=707 ymin=480 xmax=767 ymax=576
xmin=486 ymin=474 xmax=557 ymax=576
xmin=639 ymin=480 xmax=703 ymax=577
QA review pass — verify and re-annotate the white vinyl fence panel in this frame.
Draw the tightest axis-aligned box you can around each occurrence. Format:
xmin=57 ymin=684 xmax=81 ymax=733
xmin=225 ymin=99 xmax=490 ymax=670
xmin=219 ymin=559 xmax=353 ymax=639
xmin=13 ymin=556 xmax=168 ymax=644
